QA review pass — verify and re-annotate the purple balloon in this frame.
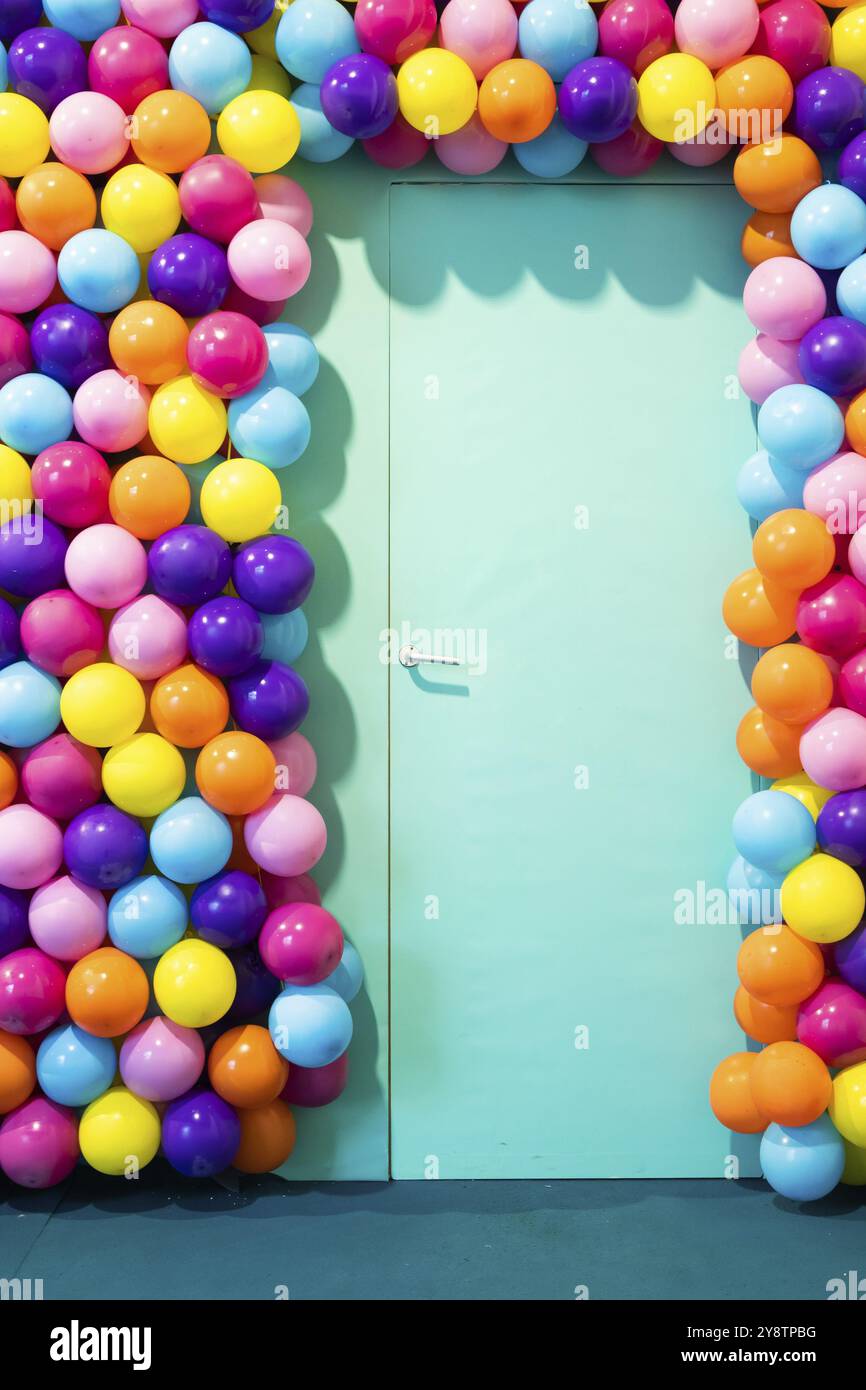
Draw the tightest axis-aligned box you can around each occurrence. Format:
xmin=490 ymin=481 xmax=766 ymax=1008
xmin=0 ymin=596 xmax=20 ymax=669
xmin=0 ymin=518 xmax=67 ymax=599
xmin=148 ymin=234 xmax=230 ymax=317
xmin=63 ymin=804 xmax=148 ymax=890
xmin=225 ymin=942 xmax=281 ymax=1022
xmin=232 ymin=535 xmax=315 ymax=615
xmin=841 ymin=131 xmax=866 ymax=204
xmin=836 ymin=919 xmax=866 ymax=994
xmin=0 ymin=887 xmax=29 ymax=957
xmin=228 ymin=659 xmax=309 ymax=741
xmin=0 ymin=313 xmax=33 ymax=389
xmin=799 ymin=316 xmax=866 ymax=397
xmin=161 ymin=1088 xmax=241 ymax=1178
xmin=321 ymin=53 xmax=398 ymax=139
xmin=148 ymin=525 xmax=232 ymax=607
xmin=8 ymin=27 xmax=88 ymax=113
xmin=191 ymin=869 xmax=268 ymax=949
xmin=794 ymin=66 xmax=866 ymax=153
xmin=199 ymin=0 xmax=274 ymax=34
xmin=30 ymin=305 xmax=111 ymax=393
xmin=187 ymin=596 xmax=263 ymax=678
xmin=0 ymin=0 xmax=43 ymax=48
xmin=818 ymin=790 xmax=866 ymax=868
xmin=558 ymin=57 xmax=637 ymax=144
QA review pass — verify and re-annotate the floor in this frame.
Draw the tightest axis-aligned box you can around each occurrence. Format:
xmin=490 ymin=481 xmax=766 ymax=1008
xmin=3 ymin=1171 xmax=865 ymax=1300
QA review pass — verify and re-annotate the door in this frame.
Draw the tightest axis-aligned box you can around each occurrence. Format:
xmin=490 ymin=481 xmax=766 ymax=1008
xmin=389 ymin=182 xmax=757 ymax=1178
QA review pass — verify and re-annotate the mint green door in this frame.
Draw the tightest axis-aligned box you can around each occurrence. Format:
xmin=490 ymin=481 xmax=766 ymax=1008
xmin=389 ymin=182 xmax=757 ymax=1179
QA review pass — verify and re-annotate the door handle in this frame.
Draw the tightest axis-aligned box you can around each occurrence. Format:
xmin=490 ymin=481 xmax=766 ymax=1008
xmin=398 ymin=644 xmax=462 ymax=669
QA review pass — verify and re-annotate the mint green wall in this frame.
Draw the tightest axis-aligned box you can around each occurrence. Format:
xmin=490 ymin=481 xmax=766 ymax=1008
xmin=278 ymin=151 xmax=752 ymax=1181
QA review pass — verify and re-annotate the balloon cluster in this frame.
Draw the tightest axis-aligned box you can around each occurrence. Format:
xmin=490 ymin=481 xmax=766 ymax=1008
xmin=0 ymin=0 xmax=364 ymax=1188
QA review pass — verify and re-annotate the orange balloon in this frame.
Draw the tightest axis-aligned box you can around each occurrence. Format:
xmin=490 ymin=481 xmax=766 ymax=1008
xmin=195 ymin=732 xmax=276 ymax=816
xmin=131 ymin=90 xmax=212 ymax=173
xmin=715 ymin=57 xmax=793 ymax=141
xmin=741 ymin=210 xmax=797 ymax=267
xmin=750 ymin=1040 xmax=832 ymax=1126
xmin=66 ymin=947 xmax=149 ymax=1039
xmin=738 ymin=925 xmax=825 ymax=1007
xmin=846 ymin=390 xmax=866 ymax=455
xmin=734 ymin=985 xmax=798 ymax=1046
xmin=109 ymin=300 xmax=189 ymax=386
xmin=736 ymin=706 xmax=805 ymax=778
xmin=109 ymin=455 xmax=191 ymax=539
xmin=752 ymin=508 xmax=835 ymax=591
xmin=751 ymin=643 xmax=834 ymax=725
xmin=722 ymin=567 xmax=798 ymax=647
xmin=208 ymin=1024 xmax=289 ymax=1109
xmin=0 ymin=1030 xmax=36 ymax=1114
xmin=232 ymin=1099 xmax=296 ymax=1173
xmin=150 ymin=664 xmax=229 ymax=748
xmin=0 ymin=750 xmax=17 ymax=811
xmin=478 ymin=59 xmax=556 ymax=143
xmin=709 ymin=1051 xmax=766 ymax=1134
xmin=734 ymin=134 xmax=822 ymax=214
xmin=15 ymin=163 xmax=97 ymax=252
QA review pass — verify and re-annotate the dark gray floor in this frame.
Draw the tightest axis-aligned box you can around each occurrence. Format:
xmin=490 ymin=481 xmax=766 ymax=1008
xmin=3 ymin=1167 xmax=864 ymax=1300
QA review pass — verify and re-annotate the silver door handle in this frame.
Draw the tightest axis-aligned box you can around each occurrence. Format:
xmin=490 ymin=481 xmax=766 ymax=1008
xmin=398 ymin=644 xmax=461 ymax=669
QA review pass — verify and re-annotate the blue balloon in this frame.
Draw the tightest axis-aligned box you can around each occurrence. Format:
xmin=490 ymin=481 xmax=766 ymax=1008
xmin=513 ymin=113 xmax=588 ymax=177
xmin=262 ymin=323 xmax=319 ymax=396
xmin=736 ymin=448 xmax=806 ymax=522
xmin=276 ymin=0 xmax=359 ymax=85
xmin=108 ymin=875 xmax=188 ymax=959
xmin=0 ymin=373 xmax=72 ymax=455
xmin=518 ymin=0 xmax=598 ymax=82
xmin=169 ymin=22 xmax=252 ymax=116
xmin=726 ymin=855 xmax=784 ymax=927
xmin=150 ymin=796 xmax=233 ymax=885
xmin=791 ymin=184 xmax=866 ymax=270
xmin=292 ymin=81 xmax=354 ymax=162
xmin=269 ymin=982 xmax=353 ymax=1067
xmin=761 ymin=1117 xmax=844 ymax=1202
xmin=37 ymin=1023 xmax=117 ymax=1107
xmin=758 ymin=384 xmax=844 ymax=471
xmin=837 ymin=252 xmax=866 ymax=325
xmin=58 ymin=229 xmax=141 ymax=315
xmin=732 ymin=790 xmax=816 ymax=877
xmin=0 ymin=660 xmax=61 ymax=748
xmin=228 ymin=382 xmax=311 ymax=468
xmin=43 ymin=0 xmax=120 ymax=41
xmin=260 ymin=608 xmax=308 ymax=664
xmin=0 ymin=43 xmax=7 ymax=93
xmin=322 ymin=940 xmax=364 ymax=1003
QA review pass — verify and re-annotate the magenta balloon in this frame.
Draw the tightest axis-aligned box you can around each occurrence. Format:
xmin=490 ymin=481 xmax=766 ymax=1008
xmin=20 ymin=589 xmax=105 ymax=677
xmin=20 ymin=733 xmax=103 ymax=821
xmin=362 ymin=111 xmax=429 ymax=168
xmin=258 ymin=902 xmax=343 ymax=986
xmin=221 ymin=280 xmax=288 ymax=327
xmin=31 ymin=440 xmax=111 ymax=530
xmin=262 ymin=870 xmax=320 ymax=912
xmin=280 ymin=1051 xmax=348 ymax=1107
xmin=187 ymin=311 xmax=269 ymax=398
xmin=179 ymin=155 xmax=261 ymax=245
xmin=598 ymin=0 xmax=674 ymax=75
xmin=591 ymin=121 xmax=662 ymax=175
xmin=0 ymin=312 xmax=33 ymax=389
xmin=0 ymin=948 xmax=66 ymax=1035
xmin=87 ymin=24 xmax=170 ymax=113
xmin=797 ymin=573 xmax=866 ymax=659
xmin=355 ymin=0 xmax=437 ymax=65
xmin=797 ymin=978 xmax=866 ymax=1067
xmin=0 ymin=1097 xmax=78 ymax=1188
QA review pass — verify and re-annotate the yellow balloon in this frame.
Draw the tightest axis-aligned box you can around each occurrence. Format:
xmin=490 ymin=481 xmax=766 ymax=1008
xmin=397 ymin=48 xmax=478 ymax=137
xmin=0 ymin=445 xmax=33 ymax=512
xmin=770 ymin=773 xmax=834 ymax=822
xmin=101 ymin=164 xmax=182 ymax=255
xmin=842 ymin=1137 xmax=866 ymax=1186
xmin=0 ymin=93 xmax=50 ymax=179
xmin=154 ymin=938 xmax=236 ymax=1028
xmin=60 ymin=664 xmax=146 ymax=748
xmin=248 ymin=54 xmax=292 ymax=100
xmin=831 ymin=1062 xmax=866 ymax=1147
xmin=780 ymin=852 xmax=865 ymax=944
xmin=201 ymin=457 xmax=282 ymax=543
xmin=102 ymin=733 xmax=187 ymax=818
xmin=79 ymin=1087 xmax=161 ymax=1177
xmin=831 ymin=3 xmax=866 ymax=83
xmin=149 ymin=376 xmax=228 ymax=466
xmin=217 ymin=91 xmax=300 ymax=173
xmin=244 ymin=1 xmax=291 ymax=59
xmin=637 ymin=53 xmax=716 ymax=144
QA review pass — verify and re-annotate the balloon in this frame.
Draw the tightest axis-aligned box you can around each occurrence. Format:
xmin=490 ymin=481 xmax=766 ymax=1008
xmin=738 ymin=925 xmax=825 ymax=1008
xmin=49 ymin=91 xmax=128 ymax=174
xmin=61 ymin=663 xmax=145 ymax=749
xmin=150 ymin=663 xmax=229 ymax=748
xmin=558 ymin=56 xmax=636 ymax=144
xmin=200 ymin=0 xmax=273 ymax=32
xmin=0 ymin=946 xmax=66 ymax=1032
xmin=517 ymin=0 xmax=596 ymax=83
xmin=148 ymin=524 xmax=232 ymax=606
xmin=0 ymin=888 xmax=29 ymax=958
xmin=108 ymin=594 xmax=187 ymax=682
xmin=799 ymin=315 xmax=866 ymax=397
xmin=817 ymin=789 xmax=866 ymax=869
xmin=217 ymin=90 xmax=301 ymax=172
xmin=288 ymin=81 xmax=357 ymax=164
xmin=752 ymin=508 xmax=834 ymax=590
xmin=8 ymin=26 xmax=87 ymax=115
xmin=750 ymin=1039 xmax=832 ymax=1127
xmin=732 ymin=789 xmax=816 ymax=876
xmin=727 ymin=854 xmax=784 ymax=927
xmin=79 ymin=1086 xmax=160 ymax=1176
xmin=838 ymin=647 xmax=866 ymax=717
xmin=29 ymin=875 xmax=106 ymax=961
xmin=321 ymin=52 xmax=398 ymax=139
xmin=751 ymin=645 xmax=832 ymax=729
xmin=169 ymin=21 xmax=252 ymax=115
xmin=280 ymin=1051 xmax=347 ymax=1107
xmin=323 ymin=941 xmax=363 ymax=1004
xmin=734 ymin=985 xmax=797 ymax=1045
xmin=761 ymin=1116 xmax=844 ymax=1201
xmin=150 ymin=796 xmax=233 ymax=883
xmin=179 ymin=154 xmax=260 ymax=244
xmin=511 ymin=113 xmax=587 ymax=177
xmin=187 ymin=597 xmax=263 ymax=679
xmin=161 ymin=1087 xmax=240 ymax=1177
xmin=781 ymin=851 xmax=865 ymax=942
xmin=736 ymin=705 xmax=804 ymax=779
xmin=715 ymin=55 xmax=793 ymax=141
xmin=102 ymin=163 xmax=181 ymax=256
xmin=244 ymin=792 xmax=325 ymax=876
xmin=0 ymin=1033 xmax=35 ymax=1115
xmin=19 ymin=592 xmax=101 ymax=683
xmin=841 ymin=130 xmax=866 ymax=205
xmin=0 ymin=373 xmax=73 ymax=455
xmin=229 ymin=660 xmax=310 ymax=742
xmin=0 ymin=92 xmax=50 ymax=179
xmin=362 ymin=110 xmax=428 ymax=167
xmin=0 ymin=1097 xmax=78 ymax=1188
xmin=228 ymin=219 xmax=311 ymax=303
xmin=0 ymin=659 xmax=61 ymax=750
xmin=88 ymin=24 xmax=170 ymax=113
xmin=0 ymin=229 xmax=55 ymax=313
xmin=148 ymin=375 xmax=228 ymax=465
xmin=758 ymin=385 xmax=844 ymax=471
xmin=723 ymin=568 xmax=798 ymax=648
xmin=597 ymin=0 xmax=673 ymax=77
xmin=800 ymin=708 xmax=866 ymax=793
xmin=797 ymin=573 xmax=866 ymax=660
xmin=57 ymin=228 xmax=140 ymax=314
xmin=736 ymin=448 xmax=805 ymax=522
xmin=733 ymin=133 xmax=821 ymax=215
xmin=187 ymin=311 xmax=268 ymax=399
xmin=154 ymin=937 xmax=236 ymax=1026
xmin=397 ymin=47 xmax=478 ymax=136
xmin=355 ymin=0 xmax=436 ymax=68
xmin=0 ymin=752 xmax=16 ymax=813
xmin=636 ymin=52 xmax=714 ymax=144
xmin=743 ymin=256 xmax=826 ymax=340
xmin=66 ymin=946 xmax=149 ymax=1038
xmin=753 ymin=2 xmax=830 ymax=87
xmin=674 ymin=0 xmax=759 ymax=69
xmin=0 ymin=514 xmax=69 ymax=601
xmin=232 ymin=1097 xmax=296 ymax=1171
xmin=103 ymin=733 xmax=186 ymax=818
xmin=31 ymin=305 xmax=111 ymax=394
xmin=121 ymin=0 xmax=200 ymax=38
xmin=208 ymin=1023 xmax=288 ymax=1108
xmin=269 ymin=982 xmax=352 ymax=1068
xmin=792 ymin=184 xmax=866 ymax=271
xmin=254 ymin=174 xmax=314 ymax=236
xmin=709 ymin=1052 xmax=765 ymax=1134
xmin=592 ymin=119 xmax=661 ymax=177
xmin=109 ymin=456 xmax=191 ymax=540
xmin=0 ymin=318 xmax=32 ymax=390
xmin=741 ymin=210 xmax=797 ymax=268
xmin=794 ymin=65 xmax=866 ymax=153
xmin=64 ymin=523 xmax=147 ymax=611
xmin=228 ymin=383 xmax=311 ymax=469
xmin=37 ymin=1023 xmax=115 ymax=1106
xmin=31 ymin=442 xmax=108 ymax=531
xmin=108 ymin=873 xmax=187 ymax=958
xmin=20 ymin=733 xmax=102 ymax=820
xmin=131 ymin=89 xmax=212 ymax=174
xmin=276 ymin=0 xmax=359 ymax=83
xmin=259 ymin=903 xmax=343 ymax=986
xmin=196 ymin=730 xmax=275 ymax=815
xmin=200 ymin=457 xmax=283 ymax=542
xmin=73 ymin=369 xmax=151 ymax=454
xmin=838 ymin=251 xmax=866 ymax=326
xmin=798 ymin=978 xmax=866 ymax=1068
xmin=148 ymin=233 xmax=230 ymax=319
xmin=119 ymin=1017 xmax=205 ymax=1102
xmin=830 ymin=1060 xmax=866 ymax=1146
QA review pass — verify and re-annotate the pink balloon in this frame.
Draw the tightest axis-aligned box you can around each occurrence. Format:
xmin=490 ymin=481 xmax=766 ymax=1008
xmin=0 ymin=948 xmax=66 ymax=1034
xmin=848 ymin=522 xmax=866 ymax=586
xmin=244 ymin=794 xmax=327 ymax=877
xmin=363 ymin=111 xmax=429 ymax=168
xmin=179 ymin=155 xmax=260 ymax=245
xmin=186 ymin=311 xmax=269 ymax=399
xmin=738 ymin=334 xmax=804 ymax=405
xmin=119 ymin=1017 xmax=205 ymax=1102
xmin=435 ymin=112 xmax=507 ymax=174
xmin=0 ymin=1098 xmax=78 ymax=1189
xmin=805 ymin=453 xmax=866 ymax=536
xmin=439 ymin=0 xmax=518 ymax=80
xmin=675 ymin=0 xmax=759 ymax=69
xmin=667 ymin=135 xmax=733 ymax=167
xmin=258 ymin=903 xmax=344 ymax=986
xmin=270 ymin=731 xmax=317 ymax=798
xmin=253 ymin=174 xmax=313 ymax=238
xmin=20 ymin=589 xmax=105 ymax=678
xmin=20 ymin=733 xmax=103 ymax=821
xmin=65 ymin=523 xmax=147 ymax=610
xmin=592 ymin=121 xmax=663 ymax=176
xmin=280 ymin=1051 xmax=348 ymax=1107
xmin=743 ymin=257 xmax=826 ymax=340
xmin=800 ymin=707 xmax=866 ymax=790
xmin=49 ymin=92 xmax=130 ymax=175
xmin=228 ymin=220 xmax=311 ymax=303
xmin=798 ymin=573 xmax=866 ymax=660
xmin=797 ymin=978 xmax=866 ymax=1068
xmin=108 ymin=594 xmax=187 ymax=680
xmin=29 ymin=875 xmax=107 ymax=962
xmin=0 ymin=231 xmax=56 ymax=314
xmin=262 ymin=870 xmax=321 ymax=912
xmin=598 ymin=0 xmax=675 ymax=76
xmin=0 ymin=806 xmax=63 ymax=890
xmin=73 ymin=370 xmax=150 ymax=453
xmin=120 ymin=0 xmax=199 ymax=38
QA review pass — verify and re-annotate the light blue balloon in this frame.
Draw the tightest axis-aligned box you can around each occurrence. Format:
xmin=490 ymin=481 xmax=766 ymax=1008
xmin=58 ymin=229 xmax=141 ymax=314
xmin=758 ymin=384 xmax=844 ymax=471
xmin=44 ymin=0 xmax=121 ymax=40
xmin=276 ymin=0 xmax=359 ymax=84
xmin=183 ymin=454 xmax=222 ymax=526
xmin=838 ymin=254 xmax=866 ymax=325
xmin=736 ymin=447 xmax=805 ymax=522
xmin=169 ymin=22 xmax=252 ymax=115
xmin=0 ymin=43 xmax=7 ymax=94
xmin=150 ymin=797 xmax=233 ymax=885
xmin=260 ymin=608 xmax=308 ymax=664
xmin=228 ymin=383 xmax=311 ymax=469
xmin=269 ymin=982 xmax=353 ymax=1067
xmin=37 ymin=1024 xmax=117 ymax=1107
xmin=513 ymin=113 xmax=588 ymax=177
xmin=0 ymin=660 xmax=61 ymax=748
xmin=108 ymin=875 xmax=188 ymax=959
xmin=761 ymin=1117 xmax=844 ymax=1202
xmin=791 ymin=184 xmax=866 ymax=271
xmin=322 ymin=940 xmax=364 ymax=1003
xmin=732 ymin=789 xmax=816 ymax=877
xmin=262 ymin=323 xmax=319 ymax=396
xmin=726 ymin=855 xmax=784 ymax=927
xmin=292 ymin=81 xmax=354 ymax=162
xmin=518 ymin=0 xmax=598 ymax=82
xmin=0 ymin=374 xmax=72 ymax=455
